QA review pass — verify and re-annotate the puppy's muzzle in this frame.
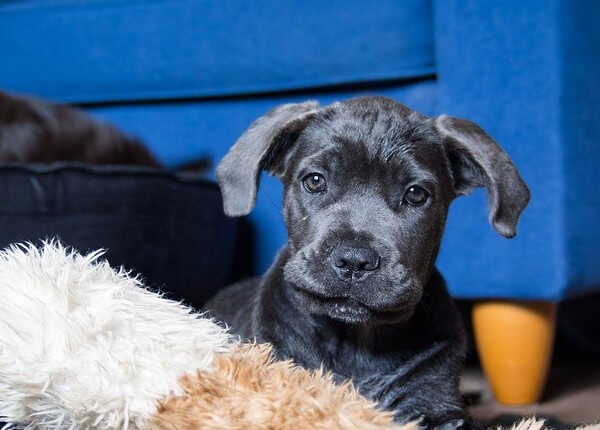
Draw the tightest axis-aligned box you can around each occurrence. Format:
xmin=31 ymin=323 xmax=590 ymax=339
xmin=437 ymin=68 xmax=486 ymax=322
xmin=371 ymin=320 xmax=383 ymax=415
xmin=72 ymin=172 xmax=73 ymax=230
xmin=329 ymin=244 xmax=380 ymax=282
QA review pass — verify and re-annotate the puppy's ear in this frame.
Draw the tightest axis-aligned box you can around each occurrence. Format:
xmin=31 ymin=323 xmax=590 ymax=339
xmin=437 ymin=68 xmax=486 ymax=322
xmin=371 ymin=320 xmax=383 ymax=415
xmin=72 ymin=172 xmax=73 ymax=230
xmin=217 ymin=101 xmax=320 ymax=217
xmin=434 ymin=115 xmax=530 ymax=238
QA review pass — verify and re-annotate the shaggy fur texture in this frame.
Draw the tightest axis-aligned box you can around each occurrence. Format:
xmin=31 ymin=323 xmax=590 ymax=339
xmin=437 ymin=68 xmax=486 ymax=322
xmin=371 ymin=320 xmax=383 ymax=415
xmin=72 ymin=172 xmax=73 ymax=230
xmin=0 ymin=243 xmax=595 ymax=430
xmin=0 ymin=242 xmax=231 ymax=429
xmin=0 ymin=242 xmax=403 ymax=430
xmin=507 ymin=419 xmax=599 ymax=430
xmin=508 ymin=419 xmax=550 ymax=430
xmin=151 ymin=343 xmax=405 ymax=430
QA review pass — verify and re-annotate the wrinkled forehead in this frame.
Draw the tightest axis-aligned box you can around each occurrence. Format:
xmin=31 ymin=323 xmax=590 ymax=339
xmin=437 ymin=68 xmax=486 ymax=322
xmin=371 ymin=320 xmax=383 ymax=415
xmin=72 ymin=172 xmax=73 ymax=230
xmin=292 ymin=103 xmax=448 ymax=182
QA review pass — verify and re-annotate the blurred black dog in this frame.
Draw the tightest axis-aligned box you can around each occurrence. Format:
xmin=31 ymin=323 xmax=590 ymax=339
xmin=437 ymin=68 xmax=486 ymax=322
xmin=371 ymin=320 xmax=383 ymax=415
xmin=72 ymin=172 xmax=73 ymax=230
xmin=0 ymin=91 xmax=159 ymax=166
xmin=207 ymin=96 xmax=530 ymax=428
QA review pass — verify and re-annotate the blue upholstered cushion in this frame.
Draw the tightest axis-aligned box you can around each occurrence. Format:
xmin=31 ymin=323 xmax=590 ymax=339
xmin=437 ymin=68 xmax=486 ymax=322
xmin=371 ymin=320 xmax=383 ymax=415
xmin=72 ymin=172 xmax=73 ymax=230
xmin=2 ymin=0 xmax=599 ymax=303
xmin=433 ymin=0 xmax=600 ymax=300
xmin=0 ymin=0 xmax=434 ymax=103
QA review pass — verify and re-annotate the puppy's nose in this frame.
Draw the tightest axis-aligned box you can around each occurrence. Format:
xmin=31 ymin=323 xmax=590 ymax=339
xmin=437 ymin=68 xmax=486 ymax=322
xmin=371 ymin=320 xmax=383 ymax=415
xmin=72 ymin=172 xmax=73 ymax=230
xmin=329 ymin=245 xmax=380 ymax=282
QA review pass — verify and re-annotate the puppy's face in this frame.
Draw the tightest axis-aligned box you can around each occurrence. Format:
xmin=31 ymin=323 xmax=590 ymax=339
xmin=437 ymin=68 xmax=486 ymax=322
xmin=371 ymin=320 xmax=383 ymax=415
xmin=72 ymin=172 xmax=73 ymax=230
xmin=280 ymin=103 xmax=453 ymax=324
xmin=217 ymin=97 xmax=529 ymax=325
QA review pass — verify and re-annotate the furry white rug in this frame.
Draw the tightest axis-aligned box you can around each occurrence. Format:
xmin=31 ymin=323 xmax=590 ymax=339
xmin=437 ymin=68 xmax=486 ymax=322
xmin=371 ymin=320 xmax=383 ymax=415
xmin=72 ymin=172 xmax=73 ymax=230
xmin=0 ymin=242 xmax=231 ymax=429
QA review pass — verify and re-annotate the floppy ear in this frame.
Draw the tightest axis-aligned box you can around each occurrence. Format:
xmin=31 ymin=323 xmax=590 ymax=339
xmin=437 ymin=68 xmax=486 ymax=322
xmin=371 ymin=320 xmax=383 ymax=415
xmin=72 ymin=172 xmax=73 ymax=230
xmin=216 ymin=101 xmax=320 ymax=217
xmin=434 ymin=115 xmax=530 ymax=238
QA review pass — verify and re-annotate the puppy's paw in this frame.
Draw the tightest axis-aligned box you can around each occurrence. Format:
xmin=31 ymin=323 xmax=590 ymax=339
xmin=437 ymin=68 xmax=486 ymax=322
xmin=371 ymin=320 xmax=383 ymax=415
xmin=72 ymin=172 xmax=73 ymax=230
xmin=434 ymin=418 xmax=471 ymax=430
xmin=400 ymin=414 xmax=470 ymax=430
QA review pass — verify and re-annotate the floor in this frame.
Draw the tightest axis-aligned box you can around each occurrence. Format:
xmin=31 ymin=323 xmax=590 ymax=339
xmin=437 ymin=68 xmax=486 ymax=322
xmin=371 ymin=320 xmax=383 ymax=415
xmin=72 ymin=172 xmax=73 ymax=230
xmin=461 ymin=365 xmax=600 ymax=428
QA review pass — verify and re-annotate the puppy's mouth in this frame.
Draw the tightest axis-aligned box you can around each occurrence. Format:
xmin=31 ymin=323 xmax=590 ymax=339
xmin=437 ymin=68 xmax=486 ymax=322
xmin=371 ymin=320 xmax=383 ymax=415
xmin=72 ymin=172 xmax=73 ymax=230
xmin=322 ymin=297 xmax=372 ymax=324
xmin=294 ymin=288 xmax=410 ymax=325
xmin=283 ymin=252 xmax=420 ymax=324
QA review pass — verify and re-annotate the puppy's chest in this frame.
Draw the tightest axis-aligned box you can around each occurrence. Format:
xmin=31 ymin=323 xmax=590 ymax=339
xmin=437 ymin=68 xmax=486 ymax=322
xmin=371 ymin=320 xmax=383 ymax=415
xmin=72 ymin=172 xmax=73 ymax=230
xmin=318 ymin=341 xmax=438 ymax=413
xmin=318 ymin=338 xmax=404 ymax=381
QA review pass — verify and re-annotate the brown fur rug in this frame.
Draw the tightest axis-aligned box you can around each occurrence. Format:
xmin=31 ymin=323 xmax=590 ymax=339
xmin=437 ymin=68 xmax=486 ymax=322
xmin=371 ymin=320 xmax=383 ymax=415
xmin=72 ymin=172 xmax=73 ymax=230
xmin=152 ymin=343 xmax=410 ymax=430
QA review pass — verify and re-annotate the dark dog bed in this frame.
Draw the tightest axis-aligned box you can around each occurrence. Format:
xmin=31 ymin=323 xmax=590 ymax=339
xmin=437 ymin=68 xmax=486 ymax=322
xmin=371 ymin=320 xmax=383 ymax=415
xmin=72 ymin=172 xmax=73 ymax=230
xmin=0 ymin=163 xmax=237 ymax=308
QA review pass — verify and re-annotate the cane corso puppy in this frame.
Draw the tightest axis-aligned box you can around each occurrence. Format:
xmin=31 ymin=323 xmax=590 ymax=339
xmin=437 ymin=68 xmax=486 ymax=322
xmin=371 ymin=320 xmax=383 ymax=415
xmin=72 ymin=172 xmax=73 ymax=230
xmin=206 ymin=96 xmax=530 ymax=427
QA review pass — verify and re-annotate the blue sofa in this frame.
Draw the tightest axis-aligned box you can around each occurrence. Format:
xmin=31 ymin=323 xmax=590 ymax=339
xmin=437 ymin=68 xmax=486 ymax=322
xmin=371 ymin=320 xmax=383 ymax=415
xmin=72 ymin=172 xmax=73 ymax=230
xmin=1 ymin=0 xmax=599 ymax=404
xmin=2 ymin=0 xmax=599 ymax=293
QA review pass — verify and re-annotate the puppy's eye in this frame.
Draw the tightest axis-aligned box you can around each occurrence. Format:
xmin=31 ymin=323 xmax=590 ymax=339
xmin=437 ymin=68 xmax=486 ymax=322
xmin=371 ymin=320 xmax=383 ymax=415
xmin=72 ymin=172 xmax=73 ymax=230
xmin=302 ymin=173 xmax=327 ymax=194
xmin=404 ymin=185 xmax=429 ymax=206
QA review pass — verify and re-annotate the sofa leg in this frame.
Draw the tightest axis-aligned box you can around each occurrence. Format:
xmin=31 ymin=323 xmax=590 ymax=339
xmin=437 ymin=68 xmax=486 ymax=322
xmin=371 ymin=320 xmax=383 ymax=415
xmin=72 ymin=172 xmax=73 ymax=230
xmin=472 ymin=301 xmax=557 ymax=405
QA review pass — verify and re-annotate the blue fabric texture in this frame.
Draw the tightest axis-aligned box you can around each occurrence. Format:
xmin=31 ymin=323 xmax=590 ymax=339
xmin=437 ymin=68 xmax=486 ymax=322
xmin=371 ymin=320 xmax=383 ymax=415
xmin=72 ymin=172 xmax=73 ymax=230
xmin=1 ymin=0 xmax=598 ymax=300
xmin=433 ymin=0 xmax=600 ymax=299
xmin=0 ymin=0 xmax=433 ymax=103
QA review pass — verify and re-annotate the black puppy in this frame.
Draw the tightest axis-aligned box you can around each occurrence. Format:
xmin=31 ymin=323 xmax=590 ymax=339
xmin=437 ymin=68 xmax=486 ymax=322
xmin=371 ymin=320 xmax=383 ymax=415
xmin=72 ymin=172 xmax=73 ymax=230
xmin=206 ymin=96 xmax=529 ymax=427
